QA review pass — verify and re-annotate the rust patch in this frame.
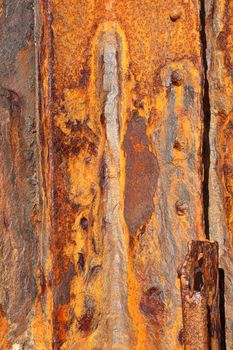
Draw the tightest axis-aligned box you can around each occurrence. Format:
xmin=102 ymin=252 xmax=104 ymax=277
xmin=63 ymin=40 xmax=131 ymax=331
xmin=79 ymin=67 xmax=91 ymax=88
xmin=139 ymin=287 xmax=166 ymax=324
xmin=53 ymin=261 xmax=76 ymax=349
xmin=54 ymin=261 xmax=75 ymax=306
xmin=78 ymin=308 xmax=94 ymax=334
xmin=0 ymin=304 xmax=10 ymax=349
xmin=77 ymin=296 xmax=99 ymax=337
xmin=123 ymin=112 xmax=159 ymax=234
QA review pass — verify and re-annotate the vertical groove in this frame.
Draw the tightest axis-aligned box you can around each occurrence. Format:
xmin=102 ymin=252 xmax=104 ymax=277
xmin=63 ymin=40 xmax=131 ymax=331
xmin=219 ymin=268 xmax=226 ymax=350
xmin=200 ymin=1 xmax=226 ymax=347
xmin=200 ymin=0 xmax=211 ymax=239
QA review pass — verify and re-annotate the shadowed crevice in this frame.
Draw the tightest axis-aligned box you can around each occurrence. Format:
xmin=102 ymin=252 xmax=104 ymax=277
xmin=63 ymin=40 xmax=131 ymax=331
xmin=200 ymin=2 xmax=226 ymax=348
xmin=200 ymin=0 xmax=210 ymax=240
xmin=219 ymin=268 xmax=226 ymax=350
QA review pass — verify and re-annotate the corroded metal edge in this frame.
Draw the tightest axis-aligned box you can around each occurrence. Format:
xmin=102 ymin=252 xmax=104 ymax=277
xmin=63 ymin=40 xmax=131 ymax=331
xmin=179 ymin=240 xmax=220 ymax=350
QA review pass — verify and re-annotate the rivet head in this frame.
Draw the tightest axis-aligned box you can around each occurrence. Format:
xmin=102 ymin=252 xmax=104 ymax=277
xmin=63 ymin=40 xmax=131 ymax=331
xmin=175 ymin=200 xmax=188 ymax=216
xmin=171 ymin=70 xmax=183 ymax=86
xmin=170 ymin=10 xmax=181 ymax=22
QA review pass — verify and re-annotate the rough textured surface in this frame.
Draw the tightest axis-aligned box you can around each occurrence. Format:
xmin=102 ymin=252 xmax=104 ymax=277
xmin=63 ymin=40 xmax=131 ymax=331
xmin=179 ymin=240 xmax=220 ymax=350
xmin=206 ymin=0 xmax=233 ymax=348
xmin=35 ymin=1 xmax=205 ymax=349
xmin=0 ymin=0 xmax=38 ymax=349
xmin=1 ymin=0 xmax=226 ymax=349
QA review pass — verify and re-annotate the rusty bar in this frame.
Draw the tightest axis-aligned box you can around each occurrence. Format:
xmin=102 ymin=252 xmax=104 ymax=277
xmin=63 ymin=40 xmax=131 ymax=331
xmin=179 ymin=240 xmax=220 ymax=350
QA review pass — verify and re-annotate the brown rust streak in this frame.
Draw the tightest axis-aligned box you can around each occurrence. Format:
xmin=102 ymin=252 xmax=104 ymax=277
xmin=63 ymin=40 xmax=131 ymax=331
xmin=179 ymin=240 xmax=220 ymax=350
xmin=123 ymin=111 xmax=159 ymax=234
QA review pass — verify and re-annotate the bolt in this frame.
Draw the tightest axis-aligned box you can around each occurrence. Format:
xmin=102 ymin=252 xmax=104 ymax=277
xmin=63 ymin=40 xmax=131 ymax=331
xmin=175 ymin=200 xmax=188 ymax=216
xmin=171 ymin=70 xmax=183 ymax=86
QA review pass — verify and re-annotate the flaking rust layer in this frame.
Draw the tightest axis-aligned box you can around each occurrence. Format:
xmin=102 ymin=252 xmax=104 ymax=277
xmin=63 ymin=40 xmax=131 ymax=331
xmin=36 ymin=0 xmax=205 ymax=349
xmin=206 ymin=0 xmax=233 ymax=348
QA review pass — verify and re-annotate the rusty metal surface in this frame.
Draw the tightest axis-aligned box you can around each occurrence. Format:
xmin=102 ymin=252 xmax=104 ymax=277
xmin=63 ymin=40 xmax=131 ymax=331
xmin=0 ymin=0 xmax=37 ymax=349
xmin=35 ymin=1 xmax=205 ymax=349
xmin=206 ymin=0 xmax=233 ymax=349
xmin=1 ymin=0 xmax=231 ymax=349
xmin=179 ymin=240 xmax=220 ymax=350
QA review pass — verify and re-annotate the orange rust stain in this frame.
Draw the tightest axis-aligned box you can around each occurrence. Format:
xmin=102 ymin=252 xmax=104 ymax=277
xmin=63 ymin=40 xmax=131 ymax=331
xmin=0 ymin=1 xmax=3 ymax=17
xmin=0 ymin=306 xmax=10 ymax=349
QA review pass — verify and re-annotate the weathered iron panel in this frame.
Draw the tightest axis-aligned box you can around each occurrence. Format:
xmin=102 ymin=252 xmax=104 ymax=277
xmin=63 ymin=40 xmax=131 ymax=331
xmin=35 ymin=1 xmax=205 ymax=349
xmin=0 ymin=0 xmax=38 ymax=349
xmin=206 ymin=0 xmax=233 ymax=349
xmin=3 ymin=0 xmax=230 ymax=349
